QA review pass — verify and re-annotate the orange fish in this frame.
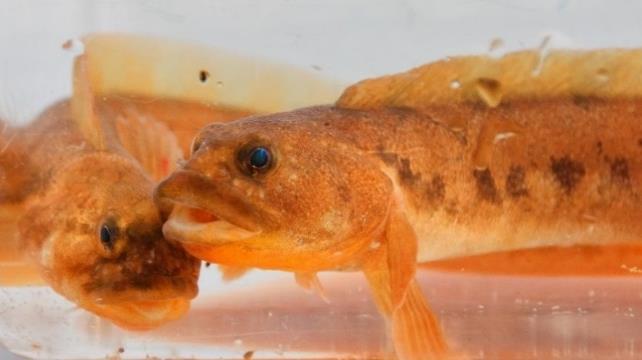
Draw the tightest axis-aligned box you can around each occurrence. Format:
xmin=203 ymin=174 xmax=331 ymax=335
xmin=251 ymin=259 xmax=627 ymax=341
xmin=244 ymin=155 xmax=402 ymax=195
xmin=155 ymin=48 xmax=642 ymax=359
xmin=0 ymin=33 xmax=342 ymax=330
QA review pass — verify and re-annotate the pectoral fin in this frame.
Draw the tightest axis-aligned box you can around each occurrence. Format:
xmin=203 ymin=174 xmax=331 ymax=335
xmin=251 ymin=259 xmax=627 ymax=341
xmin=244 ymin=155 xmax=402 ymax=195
xmin=0 ymin=262 xmax=44 ymax=286
xmin=363 ymin=206 xmax=447 ymax=359
xmin=295 ymin=272 xmax=329 ymax=303
xmin=219 ymin=265 xmax=250 ymax=282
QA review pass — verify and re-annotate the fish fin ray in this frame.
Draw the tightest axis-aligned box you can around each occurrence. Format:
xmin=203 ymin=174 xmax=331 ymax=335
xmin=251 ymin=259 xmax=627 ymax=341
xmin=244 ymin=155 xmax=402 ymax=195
xmin=363 ymin=205 xmax=448 ymax=359
xmin=337 ymin=49 xmax=642 ymax=110
xmin=0 ymin=262 xmax=45 ymax=286
xmin=219 ymin=265 xmax=251 ymax=282
xmin=295 ymin=272 xmax=329 ymax=303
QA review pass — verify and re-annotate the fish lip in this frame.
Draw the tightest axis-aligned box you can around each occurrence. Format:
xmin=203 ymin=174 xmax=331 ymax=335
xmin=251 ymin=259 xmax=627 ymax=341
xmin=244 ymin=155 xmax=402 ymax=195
xmin=154 ymin=169 xmax=266 ymax=233
xmin=89 ymin=274 xmax=200 ymax=305
xmin=86 ymin=297 xmax=192 ymax=330
xmin=162 ymin=204 xmax=261 ymax=247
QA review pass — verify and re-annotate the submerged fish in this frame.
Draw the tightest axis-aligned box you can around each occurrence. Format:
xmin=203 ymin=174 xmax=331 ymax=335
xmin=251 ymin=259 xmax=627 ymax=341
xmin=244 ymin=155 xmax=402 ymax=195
xmin=1 ymin=33 xmax=342 ymax=329
xmin=0 ymin=99 xmax=202 ymax=330
xmin=155 ymin=49 xmax=641 ymax=358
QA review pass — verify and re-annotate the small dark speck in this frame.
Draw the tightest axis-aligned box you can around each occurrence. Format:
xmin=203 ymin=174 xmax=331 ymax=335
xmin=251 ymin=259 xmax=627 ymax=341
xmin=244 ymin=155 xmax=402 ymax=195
xmin=199 ymin=70 xmax=210 ymax=83
xmin=324 ymin=122 xmax=330 ymax=126
xmin=118 ymin=347 xmax=125 ymax=353
xmin=311 ymin=65 xmax=322 ymax=71
xmin=205 ymin=262 xmax=211 ymax=268
xmin=638 ymin=138 xmax=642 ymax=147
xmin=244 ymin=350 xmax=255 ymax=360
xmin=596 ymin=141 xmax=603 ymax=154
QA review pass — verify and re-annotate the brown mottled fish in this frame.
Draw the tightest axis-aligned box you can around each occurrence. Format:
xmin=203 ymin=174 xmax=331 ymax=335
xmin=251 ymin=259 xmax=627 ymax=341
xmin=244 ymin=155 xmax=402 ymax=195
xmin=155 ymin=48 xmax=642 ymax=359
xmin=0 ymin=33 xmax=342 ymax=329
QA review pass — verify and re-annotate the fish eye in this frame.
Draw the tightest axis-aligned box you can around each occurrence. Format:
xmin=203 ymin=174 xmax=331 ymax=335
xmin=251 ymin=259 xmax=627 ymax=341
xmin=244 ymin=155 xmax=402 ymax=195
xmin=238 ymin=145 xmax=274 ymax=175
xmin=99 ymin=221 xmax=118 ymax=251
xmin=190 ymin=136 xmax=204 ymax=155
xmin=249 ymin=147 xmax=271 ymax=169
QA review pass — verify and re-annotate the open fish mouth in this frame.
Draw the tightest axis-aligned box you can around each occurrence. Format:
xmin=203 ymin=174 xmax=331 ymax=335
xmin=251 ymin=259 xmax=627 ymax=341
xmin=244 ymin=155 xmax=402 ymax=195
xmin=155 ymin=169 xmax=264 ymax=246
xmin=163 ymin=204 xmax=259 ymax=246
xmin=87 ymin=297 xmax=191 ymax=330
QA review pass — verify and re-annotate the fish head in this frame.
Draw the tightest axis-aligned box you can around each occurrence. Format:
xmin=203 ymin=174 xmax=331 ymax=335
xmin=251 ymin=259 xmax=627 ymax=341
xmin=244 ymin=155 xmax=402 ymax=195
xmin=155 ymin=107 xmax=393 ymax=272
xmin=20 ymin=152 xmax=200 ymax=330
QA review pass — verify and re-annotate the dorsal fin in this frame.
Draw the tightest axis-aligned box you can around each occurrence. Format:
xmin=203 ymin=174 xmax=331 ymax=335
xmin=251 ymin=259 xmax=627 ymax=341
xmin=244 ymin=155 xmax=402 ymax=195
xmin=337 ymin=48 xmax=642 ymax=110
xmin=74 ymin=33 xmax=343 ymax=114
xmin=70 ymin=33 xmax=345 ymax=179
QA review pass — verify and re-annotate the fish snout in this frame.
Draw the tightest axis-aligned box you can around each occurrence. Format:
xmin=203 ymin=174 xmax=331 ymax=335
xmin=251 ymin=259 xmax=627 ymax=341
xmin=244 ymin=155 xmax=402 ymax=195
xmin=154 ymin=170 xmax=209 ymax=213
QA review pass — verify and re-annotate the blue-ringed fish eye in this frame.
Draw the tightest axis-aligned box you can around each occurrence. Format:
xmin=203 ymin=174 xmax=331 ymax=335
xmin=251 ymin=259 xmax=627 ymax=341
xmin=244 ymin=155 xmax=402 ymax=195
xmin=238 ymin=144 xmax=274 ymax=175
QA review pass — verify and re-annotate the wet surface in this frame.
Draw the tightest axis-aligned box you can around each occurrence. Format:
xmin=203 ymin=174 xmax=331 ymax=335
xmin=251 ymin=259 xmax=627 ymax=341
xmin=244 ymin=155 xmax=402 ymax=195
xmin=2 ymin=265 xmax=642 ymax=359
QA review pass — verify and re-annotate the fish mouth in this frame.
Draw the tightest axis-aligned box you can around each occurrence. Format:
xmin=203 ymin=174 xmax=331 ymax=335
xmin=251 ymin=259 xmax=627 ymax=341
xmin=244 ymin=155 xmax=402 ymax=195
xmin=163 ymin=205 xmax=260 ymax=246
xmin=155 ymin=170 xmax=265 ymax=247
xmin=85 ymin=297 xmax=191 ymax=330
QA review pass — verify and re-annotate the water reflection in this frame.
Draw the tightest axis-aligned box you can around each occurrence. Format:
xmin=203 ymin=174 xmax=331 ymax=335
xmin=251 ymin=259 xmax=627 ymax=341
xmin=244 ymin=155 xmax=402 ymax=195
xmin=2 ymin=263 xmax=642 ymax=359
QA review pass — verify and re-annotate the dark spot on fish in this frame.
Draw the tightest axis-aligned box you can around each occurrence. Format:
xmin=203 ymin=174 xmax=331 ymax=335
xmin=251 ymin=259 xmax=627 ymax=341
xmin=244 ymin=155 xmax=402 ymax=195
xmin=638 ymin=138 xmax=642 ymax=147
xmin=324 ymin=122 xmax=330 ymax=126
xmin=425 ymin=174 xmax=445 ymax=203
xmin=338 ymin=183 xmax=352 ymax=202
xmin=376 ymin=145 xmax=399 ymax=166
xmin=445 ymin=200 xmax=459 ymax=215
xmin=505 ymin=165 xmax=528 ymax=198
xmin=473 ymin=169 xmax=501 ymax=204
xmin=572 ymin=95 xmax=591 ymax=110
xmin=596 ymin=141 xmax=603 ymax=155
xmin=199 ymin=70 xmax=209 ymax=83
xmin=550 ymin=155 xmax=585 ymax=194
xmin=609 ymin=157 xmax=631 ymax=187
xmin=84 ymin=220 xmax=197 ymax=294
xmin=398 ymin=158 xmax=421 ymax=186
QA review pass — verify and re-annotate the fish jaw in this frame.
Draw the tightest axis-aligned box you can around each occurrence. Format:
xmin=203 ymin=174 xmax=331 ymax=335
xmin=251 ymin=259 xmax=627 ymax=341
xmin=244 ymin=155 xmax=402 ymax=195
xmin=83 ymin=297 xmax=191 ymax=330
xmin=163 ymin=205 xmax=260 ymax=247
xmin=155 ymin=169 xmax=270 ymax=233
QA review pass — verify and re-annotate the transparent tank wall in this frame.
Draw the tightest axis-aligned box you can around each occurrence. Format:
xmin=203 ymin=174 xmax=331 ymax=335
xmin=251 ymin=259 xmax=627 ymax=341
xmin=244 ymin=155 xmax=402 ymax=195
xmin=2 ymin=1 xmax=642 ymax=359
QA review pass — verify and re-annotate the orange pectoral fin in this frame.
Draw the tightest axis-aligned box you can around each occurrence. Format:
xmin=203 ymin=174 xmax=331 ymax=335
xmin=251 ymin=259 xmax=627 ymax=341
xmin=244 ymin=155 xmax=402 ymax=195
xmin=0 ymin=261 xmax=44 ymax=286
xmin=219 ymin=265 xmax=251 ymax=282
xmin=294 ymin=272 xmax=329 ymax=303
xmin=363 ymin=207 xmax=448 ymax=360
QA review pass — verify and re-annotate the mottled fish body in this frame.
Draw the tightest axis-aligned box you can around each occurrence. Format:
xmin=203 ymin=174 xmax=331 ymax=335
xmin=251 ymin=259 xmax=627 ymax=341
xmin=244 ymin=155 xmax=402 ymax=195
xmin=156 ymin=49 xmax=642 ymax=359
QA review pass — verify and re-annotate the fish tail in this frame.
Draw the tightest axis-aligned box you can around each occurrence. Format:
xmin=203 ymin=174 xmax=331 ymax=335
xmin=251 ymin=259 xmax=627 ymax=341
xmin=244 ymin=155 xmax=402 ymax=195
xmin=391 ymin=280 xmax=448 ymax=360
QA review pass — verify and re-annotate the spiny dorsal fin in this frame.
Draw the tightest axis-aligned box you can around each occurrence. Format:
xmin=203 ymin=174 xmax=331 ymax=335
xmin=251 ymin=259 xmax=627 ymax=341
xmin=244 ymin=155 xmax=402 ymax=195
xmin=100 ymin=99 xmax=183 ymax=181
xmin=337 ymin=48 xmax=642 ymax=110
